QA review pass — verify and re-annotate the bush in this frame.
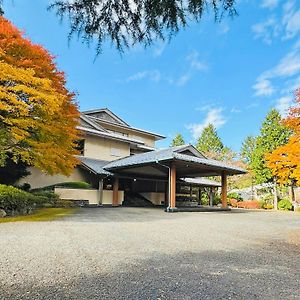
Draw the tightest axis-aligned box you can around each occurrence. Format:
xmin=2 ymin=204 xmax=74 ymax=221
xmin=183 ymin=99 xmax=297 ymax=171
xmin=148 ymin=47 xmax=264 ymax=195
xmin=237 ymin=200 xmax=260 ymax=209
xmin=32 ymin=191 xmax=60 ymax=207
xmin=229 ymin=198 xmax=238 ymax=207
xmin=32 ymin=181 xmax=92 ymax=192
xmin=213 ymin=194 xmax=221 ymax=206
xmin=264 ymin=203 xmax=274 ymax=210
xmin=278 ymin=199 xmax=293 ymax=211
xmin=227 ymin=192 xmax=243 ymax=201
xmin=0 ymin=184 xmax=47 ymax=215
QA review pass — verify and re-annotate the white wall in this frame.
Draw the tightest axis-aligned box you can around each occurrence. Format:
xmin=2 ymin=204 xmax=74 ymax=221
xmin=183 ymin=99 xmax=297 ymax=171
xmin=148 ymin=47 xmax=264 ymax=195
xmin=55 ymin=187 xmax=124 ymax=205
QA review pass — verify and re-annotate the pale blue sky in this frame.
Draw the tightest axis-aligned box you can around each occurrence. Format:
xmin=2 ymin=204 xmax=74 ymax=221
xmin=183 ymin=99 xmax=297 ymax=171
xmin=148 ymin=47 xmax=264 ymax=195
xmin=3 ymin=0 xmax=300 ymax=151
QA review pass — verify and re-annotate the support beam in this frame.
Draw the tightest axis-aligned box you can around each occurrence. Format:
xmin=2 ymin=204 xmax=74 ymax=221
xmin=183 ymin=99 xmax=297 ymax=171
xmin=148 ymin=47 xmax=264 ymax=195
xmin=221 ymin=172 xmax=228 ymax=208
xmin=112 ymin=177 xmax=119 ymax=207
xmin=98 ymin=178 xmax=104 ymax=206
xmin=209 ymin=187 xmax=214 ymax=207
xmin=167 ymin=162 xmax=177 ymax=212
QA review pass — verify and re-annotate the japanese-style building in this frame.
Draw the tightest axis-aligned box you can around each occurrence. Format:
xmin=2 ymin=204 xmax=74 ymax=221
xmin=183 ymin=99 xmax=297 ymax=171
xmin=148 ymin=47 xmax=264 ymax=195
xmin=20 ymin=108 xmax=246 ymax=211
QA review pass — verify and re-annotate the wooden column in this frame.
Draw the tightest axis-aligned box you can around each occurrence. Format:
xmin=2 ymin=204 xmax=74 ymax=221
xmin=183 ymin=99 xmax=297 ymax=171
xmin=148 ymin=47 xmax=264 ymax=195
xmin=98 ymin=178 xmax=104 ymax=206
xmin=168 ymin=162 xmax=177 ymax=211
xmin=209 ymin=187 xmax=214 ymax=207
xmin=112 ymin=177 xmax=119 ymax=207
xmin=221 ymin=172 xmax=228 ymax=208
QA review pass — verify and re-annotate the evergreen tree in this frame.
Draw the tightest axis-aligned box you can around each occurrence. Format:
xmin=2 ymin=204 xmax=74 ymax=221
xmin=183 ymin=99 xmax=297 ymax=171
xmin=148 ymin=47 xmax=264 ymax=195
xmin=196 ymin=124 xmax=228 ymax=159
xmin=171 ymin=134 xmax=185 ymax=147
xmin=251 ymin=109 xmax=291 ymax=184
xmin=240 ymin=136 xmax=257 ymax=165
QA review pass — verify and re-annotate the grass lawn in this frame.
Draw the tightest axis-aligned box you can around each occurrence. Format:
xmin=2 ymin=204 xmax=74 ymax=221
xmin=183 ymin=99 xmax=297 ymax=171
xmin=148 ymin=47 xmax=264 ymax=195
xmin=0 ymin=207 xmax=78 ymax=223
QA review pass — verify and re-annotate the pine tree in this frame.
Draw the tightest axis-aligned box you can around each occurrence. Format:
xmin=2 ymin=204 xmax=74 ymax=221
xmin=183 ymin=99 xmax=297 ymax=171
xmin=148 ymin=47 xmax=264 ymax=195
xmin=196 ymin=124 xmax=228 ymax=159
xmin=171 ymin=134 xmax=185 ymax=147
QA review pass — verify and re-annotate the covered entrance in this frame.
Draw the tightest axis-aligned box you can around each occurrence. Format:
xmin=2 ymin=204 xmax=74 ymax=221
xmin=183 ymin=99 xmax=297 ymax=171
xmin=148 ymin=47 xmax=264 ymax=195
xmin=103 ymin=145 xmax=246 ymax=212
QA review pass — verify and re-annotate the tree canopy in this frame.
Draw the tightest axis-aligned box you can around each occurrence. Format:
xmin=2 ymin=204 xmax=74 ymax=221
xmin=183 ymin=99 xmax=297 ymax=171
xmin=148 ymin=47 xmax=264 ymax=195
xmin=47 ymin=0 xmax=237 ymax=53
xmin=266 ymin=93 xmax=300 ymax=185
xmin=0 ymin=16 xmax=80 ymax=175
xmin=250 ymin=109 xmax=290 ymax=184
xmin=171 ymin=133 xmax=185 ymax=147
xmin=196 ymin=123 xmax=231 ymax=159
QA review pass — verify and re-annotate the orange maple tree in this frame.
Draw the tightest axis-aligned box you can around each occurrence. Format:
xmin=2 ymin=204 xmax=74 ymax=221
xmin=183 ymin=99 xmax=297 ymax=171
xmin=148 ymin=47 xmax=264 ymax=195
xmin=0 ymin=16 xmax=80 ymax=175
xmin=266 ymin=90 xmax=300 ymax=185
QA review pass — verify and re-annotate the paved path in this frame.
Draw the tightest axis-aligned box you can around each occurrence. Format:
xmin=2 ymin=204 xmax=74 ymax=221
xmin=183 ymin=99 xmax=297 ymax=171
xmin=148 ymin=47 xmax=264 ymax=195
xmin=0 ymin=207 xmax=299 ymax=299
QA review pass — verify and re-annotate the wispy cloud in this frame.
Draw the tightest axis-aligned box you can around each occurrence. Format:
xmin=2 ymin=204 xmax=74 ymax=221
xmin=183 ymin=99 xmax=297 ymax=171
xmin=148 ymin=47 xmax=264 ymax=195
xmin=261 ymin=0 xmax=280 ymax=9
xmin=153 ymin=42 xmax=166 ymax=57
xmin=176 ymin=50 xmax=208 ymax=86
xmin=186 ymin=107 xmax=226 ymax=140
xmin=275 ymin=95 xmax=293 ymax=115
xmin=252 ymin=17 xmax=280 ymax=44
xmin=126 ymin=70 xmax=161 ymax=82
xmin=253 ymin=40 xmax=300 ymax=96
xmin=253 ymin=78 xmax=275 ymax=96
xmin=253 ymin=1 xmax=300 ymax=44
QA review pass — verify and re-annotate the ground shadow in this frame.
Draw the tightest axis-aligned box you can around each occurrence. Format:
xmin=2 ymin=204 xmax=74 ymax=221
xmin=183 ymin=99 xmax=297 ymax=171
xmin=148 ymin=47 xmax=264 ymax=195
xmin=1 ymin=240 xmax=299 ymax=299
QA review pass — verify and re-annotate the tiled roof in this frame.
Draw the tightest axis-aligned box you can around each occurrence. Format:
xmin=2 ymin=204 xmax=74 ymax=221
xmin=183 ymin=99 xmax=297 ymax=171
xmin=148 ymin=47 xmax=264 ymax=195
xmin=78 ymin=156 xmax=112 ymax=176
xmin=104 ymin=145 xmax=246 ymax=175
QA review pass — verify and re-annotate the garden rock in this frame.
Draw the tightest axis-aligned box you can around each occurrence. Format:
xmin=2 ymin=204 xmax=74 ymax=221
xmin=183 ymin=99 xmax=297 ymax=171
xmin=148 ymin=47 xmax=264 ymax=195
xmin=0 ymin=209 xmax=7 ymax=218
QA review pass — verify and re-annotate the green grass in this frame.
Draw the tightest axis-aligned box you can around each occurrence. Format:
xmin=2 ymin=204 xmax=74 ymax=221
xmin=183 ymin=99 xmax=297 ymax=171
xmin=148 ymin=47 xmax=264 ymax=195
xmin=0 ymin=207 xmax=77 ymax=223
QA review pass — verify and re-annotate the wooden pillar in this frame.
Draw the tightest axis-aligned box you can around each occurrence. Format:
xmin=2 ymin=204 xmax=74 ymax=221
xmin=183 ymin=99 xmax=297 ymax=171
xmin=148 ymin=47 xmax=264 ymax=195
xmin=221 ymin=172 xmax=228 ymax=208
xmin=198 ymin=188 xmax=202 ymax=206
xmin=112 ymin=177 xmax=119 ymax=207
xmin=167 ymin=162 xmax=177 ymax=212
xmin=209 ymin=187 xmax=214 ymax=207
xmin=98 ymin=178 xmax=103 ymax=206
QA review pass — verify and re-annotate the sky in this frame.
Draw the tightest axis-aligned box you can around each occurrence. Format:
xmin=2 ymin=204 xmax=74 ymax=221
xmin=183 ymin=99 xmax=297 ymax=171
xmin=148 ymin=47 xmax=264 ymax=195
xmin=3 ymin=0 xmax=300 ymax=151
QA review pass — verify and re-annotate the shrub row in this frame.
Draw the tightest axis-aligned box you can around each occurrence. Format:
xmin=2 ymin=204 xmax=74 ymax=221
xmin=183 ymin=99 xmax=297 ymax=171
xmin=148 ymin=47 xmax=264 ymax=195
xmin=0 ymin=184 xmax=48 ymax=216
xmin=32 ymin=181 xmax=92 ymax=192
xmin=229 ymin=198 xmax=293 ymax=210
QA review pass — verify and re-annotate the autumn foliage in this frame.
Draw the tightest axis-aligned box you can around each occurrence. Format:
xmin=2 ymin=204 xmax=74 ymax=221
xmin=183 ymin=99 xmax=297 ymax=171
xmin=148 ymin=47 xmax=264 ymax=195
xmin=266 ymin=90 xmax=300 ymax=185
xmin=0 ymin=16 xmax=80 ymax=175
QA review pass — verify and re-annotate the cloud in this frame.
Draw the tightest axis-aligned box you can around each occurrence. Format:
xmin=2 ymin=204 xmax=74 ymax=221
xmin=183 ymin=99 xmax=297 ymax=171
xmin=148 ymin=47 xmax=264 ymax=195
xmin=153 ymin=42 xmax=166 ymax=57
xmin=282 ymin=1 xmax=300 ymax=40
xmin=186 ymin=108 xmax=226 ymax=140
xmin=176 ymin=50 xmax=208 ymax=86
xmin=261 ymin=0 xmax=279 ymax=9
xmin=230 ymin=107 xmax=242 ymax=113
xmin=253 ymin=41 xmax=300 ymax=96
xmin=275 ymin=95 xmax=293 ymax=115
xmin=253 ymin=78 xmax=275 ymax=96
xmin=252 ymin=17 xmax=279 ymax=44
xmin=126 ymin=70 xmax=161 ymax=82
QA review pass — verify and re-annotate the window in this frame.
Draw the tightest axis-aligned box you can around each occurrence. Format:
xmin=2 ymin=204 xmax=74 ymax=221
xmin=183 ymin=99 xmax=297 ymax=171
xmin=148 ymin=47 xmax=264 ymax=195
xmin=111 ymin=147 xmax=121 ymax=157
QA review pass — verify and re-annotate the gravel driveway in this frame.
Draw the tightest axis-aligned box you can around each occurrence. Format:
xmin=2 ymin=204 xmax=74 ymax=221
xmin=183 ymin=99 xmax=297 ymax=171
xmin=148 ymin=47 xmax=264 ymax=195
xmin=0 ymin=207 xmax=300 ymax=300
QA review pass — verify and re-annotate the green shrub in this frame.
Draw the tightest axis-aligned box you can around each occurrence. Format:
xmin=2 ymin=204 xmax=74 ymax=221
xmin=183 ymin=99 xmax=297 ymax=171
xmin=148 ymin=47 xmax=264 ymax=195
xmin=32 ymin=191 xmax=60 ymax=206
xmin=32 ymin=181 xmax=92 ymax=192
xmin=227 ymin=192 xmax=243 ymax=201
xmin=213 ymin=194 xmax=221 ymax=206
xmin=55 ymin=199 xmax=75 ymax=208
xmin=0 ymin=184 xmax=46 ymax=215
xmin=278 ymin=199 xmax=293 ymax=211
xmin=258 ymin=199 xmax=266 ymax=209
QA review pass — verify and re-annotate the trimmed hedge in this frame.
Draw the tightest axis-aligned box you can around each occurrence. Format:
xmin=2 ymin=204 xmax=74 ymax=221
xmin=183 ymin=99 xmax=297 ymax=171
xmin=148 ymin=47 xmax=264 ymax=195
xmin=0 ymin=184 xmax=48 ymax=216
xmin=32 ymin=181 xmax=92 ymax=192
xmin=278 ymin=199 xmax=293 ymax=211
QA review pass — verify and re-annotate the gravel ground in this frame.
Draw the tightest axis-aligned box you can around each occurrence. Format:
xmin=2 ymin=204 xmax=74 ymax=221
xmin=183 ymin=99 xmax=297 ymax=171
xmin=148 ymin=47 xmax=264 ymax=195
xmin=0 ymin=207 xmax=300 ymax=300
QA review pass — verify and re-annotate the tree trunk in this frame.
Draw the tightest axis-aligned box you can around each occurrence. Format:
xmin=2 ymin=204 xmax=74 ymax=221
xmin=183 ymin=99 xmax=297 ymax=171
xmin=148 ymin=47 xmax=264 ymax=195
xmin=273 ymin=179 xmax=278 ymax=210
xmin=289 ymin=185 xmax=296 ymax=211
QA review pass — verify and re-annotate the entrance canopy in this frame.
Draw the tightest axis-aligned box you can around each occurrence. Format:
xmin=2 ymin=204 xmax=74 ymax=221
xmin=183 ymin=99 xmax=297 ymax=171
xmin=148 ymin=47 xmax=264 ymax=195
xmin=104 ymin=145 xmax=246 ymax=179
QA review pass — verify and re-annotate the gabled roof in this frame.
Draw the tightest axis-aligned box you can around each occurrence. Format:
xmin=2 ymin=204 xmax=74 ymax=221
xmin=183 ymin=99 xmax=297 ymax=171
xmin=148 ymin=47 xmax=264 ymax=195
xmin=78 ymin=156 xmax=112 ymax=176
xmin=104 ymin=145 xmax=246 ymax=176
xmin=82 ymin=108 xmax=129 ymax=126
